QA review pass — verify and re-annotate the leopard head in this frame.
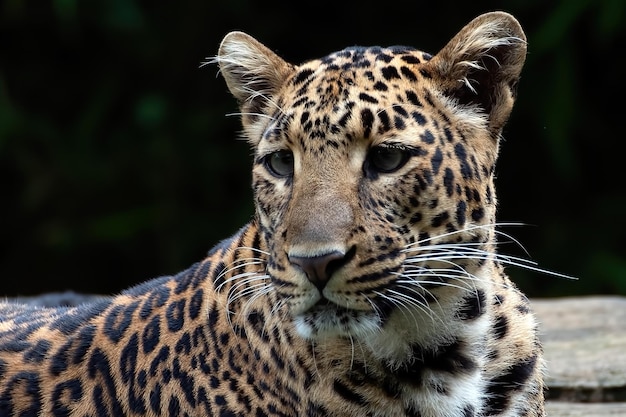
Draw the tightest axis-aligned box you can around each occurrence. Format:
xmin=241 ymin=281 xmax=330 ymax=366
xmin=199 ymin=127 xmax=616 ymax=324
xmin=215 ymin=12 xmax=526 ymax=349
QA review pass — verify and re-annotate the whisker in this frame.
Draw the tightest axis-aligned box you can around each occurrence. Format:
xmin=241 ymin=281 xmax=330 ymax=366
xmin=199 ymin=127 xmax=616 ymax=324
xmin=403 ymin=240 xmax=575 ymax=280
xmin=225 ymin=112 xmax=276 ymax=121
xmin=232 ymin=246 xmax=271 ymax=256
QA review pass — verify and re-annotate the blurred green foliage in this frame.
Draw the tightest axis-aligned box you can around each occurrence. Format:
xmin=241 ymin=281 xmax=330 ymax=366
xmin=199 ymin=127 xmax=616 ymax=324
xmin=0 ymin=1 xmax=624 ymax=297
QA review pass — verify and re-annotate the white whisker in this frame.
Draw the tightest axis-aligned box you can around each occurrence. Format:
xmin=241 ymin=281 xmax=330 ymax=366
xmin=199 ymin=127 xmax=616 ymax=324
xmin=225 ymin=112 xmax=276 ymax=121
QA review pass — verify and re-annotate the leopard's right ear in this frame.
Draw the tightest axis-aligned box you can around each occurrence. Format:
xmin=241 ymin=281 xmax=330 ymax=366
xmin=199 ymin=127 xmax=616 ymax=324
xmin=215 ymin=32 xmax=294 ymax=118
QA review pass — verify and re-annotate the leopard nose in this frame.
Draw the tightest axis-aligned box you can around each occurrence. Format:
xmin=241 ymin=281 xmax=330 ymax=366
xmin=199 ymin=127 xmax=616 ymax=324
xmin=289 ymin=249 xmax=353 ymax=290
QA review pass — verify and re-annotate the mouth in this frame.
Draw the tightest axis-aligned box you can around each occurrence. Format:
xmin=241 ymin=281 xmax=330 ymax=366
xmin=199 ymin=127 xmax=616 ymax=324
xmin=312 ymin=297 xmax=334 ymax=309
xmin=293 ymin=297 xmax=382 ymax=340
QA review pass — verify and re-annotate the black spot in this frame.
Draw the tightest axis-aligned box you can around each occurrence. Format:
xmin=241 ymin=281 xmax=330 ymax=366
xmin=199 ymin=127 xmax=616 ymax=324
xmin=293 ymin=68 xmax=314 ymax=85
xmin=359 ymin=92 xmax=378 ymax=103
xmin=50 ymin=300 xmax=109 ymax=335
xmin=197 ymin=387 xmax=211 ymax=414
xmin=166 ymin=299 xmax=186 ymax=332
xmin=431 ymin=148 xmax=443 ymax=175
xmin=0 ymin=371 xmax=42 ymax=417
xmin=271 ymin=346 xmax=285 ymax=370
xmin=120 ymin=333 xmax=147 ymax=414
xmin=360 ymin=108 xmax=374 ymax=138
xmin=44 ymin=325 xmax=94 ymax=378
xmin=73 ymin=325 xmax=96 ymax=365
xmin=463 ymin=404 xmax=476 ymax=417
xmin=300 ymin=111 xmax=310 ymax=126
xmin=484 ymin=355 xmax=538 ymax=414
xmin=140 ymin=285 xmax=171 ymax=320
xmin=392 ymin=105 xmax=407 ymax=118
xmin=333 ymin=379 xmax=367 ymax=406
xmin=471 ymin=208 xmax=485 ymax=222
xmin=455 ymin=201 xmax=467 ymax=225
xmin=162 ymin=368 xmax=172 ymax=383
xmin=51 ymin=379 xmax=83 ymax=417
xmin=89 ymin=348 xmax=125 ymax=416
xmin=173 ymin=358 xmax=197 ymax=407
xmin=420 ymin=130 xmax=435 ymax=144
xmin=50 ymin=339 xmax=71 ymax=376
xmin=373 ymin=81 xmax=388 ymax=91
xmin=149 ymin=345 xmax=170 ymax=376
xmin=213 ymin=261 xmax=227 ymax=288
xmin=410 ymin=212 xmax=422 ymax=224
xmin=454 ymin=143 xmax=472 ymax=179
xmin=150 ymin=383 xmax=162 ymax=414
xmin=175 ymin=332 xmax=192 ymax=355
xmin=394 ymin=115 xmax=405 ymax=130
xmin=406 ymin=91 xmax=422 ymax=106
xmin=493 ymin=315 xmax=509 ymax=339
xmin=137 ymin=370 xmax=147 ymax=388
xmin=419 ymin=68 xmax=432 ymax=79
xmin=174 ymin=267 xmax=196 ymax=294
xmin=381 ymin=66 xmax=401 ymax=80
xmin=443 ymin=168 xmax=454 ymax=197
xmin=23 ymin=339 xmax=52 ymax=364
xmin=431 ymin=211 xmax=449 ymax=228
xmin=104 ymin=301 xmax=140 ymax=343
xmin=168 ymin=396 xmax=181 ymax=417
xmin=401 ymin=55 xmax=421 ymax=64
xmin=338 ymin=110 xmax=352 ymax=127
xmin=457 ymin=290 xmax=486 ymax=320
xmin=142 ymin=315 xmax=161 ymax=354
xmin=375 ymin=52 xmax=393 ymax=63
xmin=377 ymin=109 xmax=391 ymax=133
xmin=389 ymin=340 xmax=476 ymax=383
xmin=189 ymin=288 xmax=204 ymax=320
xmin=411 ymin=111 xmax=427 ymax=125
xmin=400 ymin=66 xmax=417 ymax=81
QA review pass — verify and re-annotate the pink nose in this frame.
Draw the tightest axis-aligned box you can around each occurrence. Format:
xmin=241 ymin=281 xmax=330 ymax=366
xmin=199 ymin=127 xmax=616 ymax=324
xmin=289 ymin=250 xmax=348 ymax=290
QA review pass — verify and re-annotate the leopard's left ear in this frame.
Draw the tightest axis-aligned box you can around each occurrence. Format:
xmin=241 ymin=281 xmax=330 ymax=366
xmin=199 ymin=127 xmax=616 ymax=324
xmin=427 ymin=12 xmax=527 ymax=136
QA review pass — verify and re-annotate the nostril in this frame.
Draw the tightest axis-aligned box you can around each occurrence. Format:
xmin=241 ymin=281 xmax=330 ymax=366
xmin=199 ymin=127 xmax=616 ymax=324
xmin=289 ymin=246 xmax=355 ymax=290
xmin=326 ymin=245 xmax=356 ymax=277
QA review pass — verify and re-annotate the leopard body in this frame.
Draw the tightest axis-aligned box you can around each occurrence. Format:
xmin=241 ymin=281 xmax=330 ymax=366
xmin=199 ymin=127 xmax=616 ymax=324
xmin=0 ymin=12 xmax=544 ymax=417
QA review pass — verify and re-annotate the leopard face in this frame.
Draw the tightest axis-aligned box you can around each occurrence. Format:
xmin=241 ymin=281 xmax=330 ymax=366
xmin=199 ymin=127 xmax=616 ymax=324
xmin=217 ymin=13 xmax=526 ymax=353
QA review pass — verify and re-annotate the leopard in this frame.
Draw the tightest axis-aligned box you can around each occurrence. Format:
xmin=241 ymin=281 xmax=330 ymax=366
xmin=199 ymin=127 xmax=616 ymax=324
xmin=0 ymin=11 xmax=546 ymax=417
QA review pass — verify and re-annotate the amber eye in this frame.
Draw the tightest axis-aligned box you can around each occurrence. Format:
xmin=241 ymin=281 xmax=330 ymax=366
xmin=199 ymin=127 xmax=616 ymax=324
xmin=264 ymin=150 xmax=294 ymax=177
xmin=367 ymin=146 xmax=410 ymax=173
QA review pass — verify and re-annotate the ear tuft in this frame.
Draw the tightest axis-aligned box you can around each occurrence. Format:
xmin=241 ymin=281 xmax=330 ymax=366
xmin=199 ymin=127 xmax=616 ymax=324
xmin=428 ymin=12 xmax=527 ymax=134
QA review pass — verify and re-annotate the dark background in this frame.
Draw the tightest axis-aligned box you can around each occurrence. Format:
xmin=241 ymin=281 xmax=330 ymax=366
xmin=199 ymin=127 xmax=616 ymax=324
xmin=1 ymin=1 xmax=624 ymax=298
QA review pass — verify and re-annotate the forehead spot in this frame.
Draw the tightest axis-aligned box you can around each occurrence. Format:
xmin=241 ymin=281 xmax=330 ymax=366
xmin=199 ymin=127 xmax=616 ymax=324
xmin=381 ymin=66 xmax=401 ymax=81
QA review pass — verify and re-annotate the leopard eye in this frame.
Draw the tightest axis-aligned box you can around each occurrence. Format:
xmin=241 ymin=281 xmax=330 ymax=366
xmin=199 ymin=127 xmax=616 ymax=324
xmin=264 ymin=150 xmax=294 ymax=177
xmin=367 ymin=146 xmax=410 ymax=173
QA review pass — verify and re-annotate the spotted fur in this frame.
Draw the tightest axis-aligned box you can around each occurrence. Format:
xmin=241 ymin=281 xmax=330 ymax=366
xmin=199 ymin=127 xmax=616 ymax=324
xmin=0 ymin=12 xmax=544 ymax=417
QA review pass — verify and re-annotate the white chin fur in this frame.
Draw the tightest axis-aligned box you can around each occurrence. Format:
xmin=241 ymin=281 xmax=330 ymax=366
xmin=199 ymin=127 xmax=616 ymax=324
xmin=293 ymin=310 xmax=382 ymax=340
